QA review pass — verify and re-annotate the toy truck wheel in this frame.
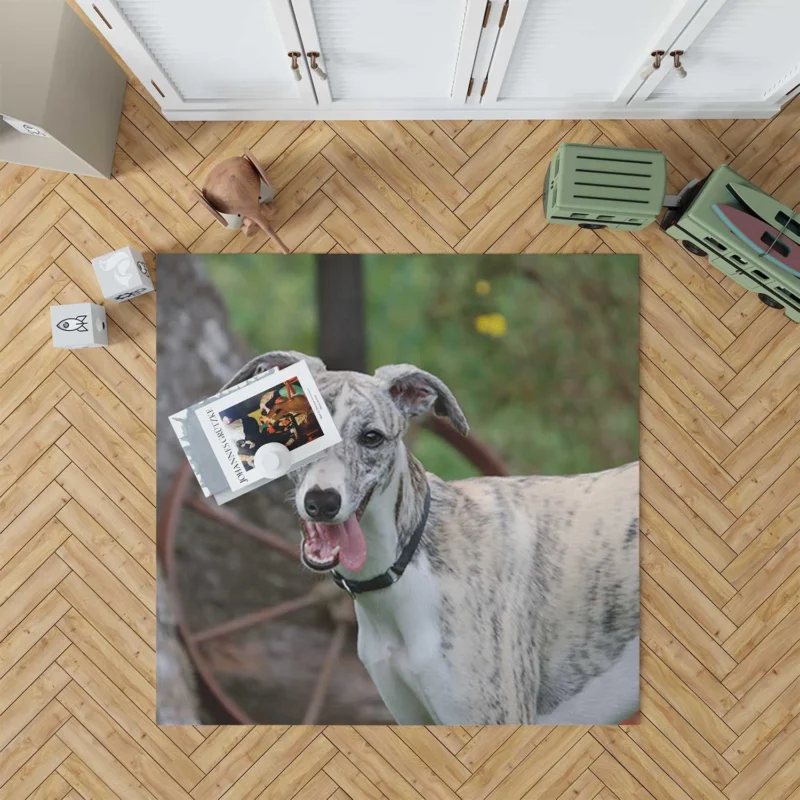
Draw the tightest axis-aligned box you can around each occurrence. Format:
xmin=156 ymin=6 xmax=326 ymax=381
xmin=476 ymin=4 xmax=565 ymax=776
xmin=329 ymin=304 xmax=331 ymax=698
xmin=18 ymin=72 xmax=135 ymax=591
xmin=758 ymin=293 xmax=784 ymax=310
xmin=578 ymin=223 xmax=606 ymax=230
xmin=682 ymin=240 xmax=707 ymax=257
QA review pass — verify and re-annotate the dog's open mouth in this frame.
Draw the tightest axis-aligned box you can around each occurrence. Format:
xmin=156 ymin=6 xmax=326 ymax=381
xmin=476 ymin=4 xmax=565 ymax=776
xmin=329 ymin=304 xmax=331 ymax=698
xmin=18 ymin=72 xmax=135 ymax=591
xmin=300 ymin=488 xmax=373 ymax=573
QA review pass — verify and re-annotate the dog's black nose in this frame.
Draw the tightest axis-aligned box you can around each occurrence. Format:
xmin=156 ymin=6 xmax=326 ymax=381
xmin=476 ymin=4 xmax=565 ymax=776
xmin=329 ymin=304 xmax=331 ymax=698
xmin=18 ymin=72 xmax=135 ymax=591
xmin=304 ymin=489 xmax=341 ymax=521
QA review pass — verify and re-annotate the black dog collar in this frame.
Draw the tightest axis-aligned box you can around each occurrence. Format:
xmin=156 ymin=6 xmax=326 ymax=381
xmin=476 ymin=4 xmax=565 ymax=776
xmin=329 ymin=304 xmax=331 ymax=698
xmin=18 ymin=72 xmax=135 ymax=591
xmin=332 ymin=484 xmax=432 ymax=596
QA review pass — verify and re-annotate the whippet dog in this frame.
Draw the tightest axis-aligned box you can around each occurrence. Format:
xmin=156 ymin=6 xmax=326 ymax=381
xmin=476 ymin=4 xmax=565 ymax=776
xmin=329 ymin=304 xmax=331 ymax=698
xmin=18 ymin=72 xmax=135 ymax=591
xmin=224 ymin=351 xmax=640 ymax=725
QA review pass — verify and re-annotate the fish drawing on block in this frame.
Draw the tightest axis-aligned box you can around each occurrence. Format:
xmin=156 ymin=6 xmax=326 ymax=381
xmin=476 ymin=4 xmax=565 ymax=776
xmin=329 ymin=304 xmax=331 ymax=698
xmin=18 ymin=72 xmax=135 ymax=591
xmin=99 ymin=250 xmax=136 ymax=287
xmin=712 ymin=204 xmax=800 ymax=277
xmin=57 ymin=315 xmax=89 ymax=332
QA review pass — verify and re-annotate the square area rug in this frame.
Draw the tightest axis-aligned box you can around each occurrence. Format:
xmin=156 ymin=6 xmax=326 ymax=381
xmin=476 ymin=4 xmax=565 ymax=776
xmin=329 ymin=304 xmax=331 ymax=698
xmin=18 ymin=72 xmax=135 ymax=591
xmin=156 ymin=253 xmax=639 ymax=726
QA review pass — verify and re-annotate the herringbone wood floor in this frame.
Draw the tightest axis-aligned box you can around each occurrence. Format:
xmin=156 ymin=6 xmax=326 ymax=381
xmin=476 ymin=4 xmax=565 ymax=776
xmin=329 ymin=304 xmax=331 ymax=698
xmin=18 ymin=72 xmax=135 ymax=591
xmin=2 ymin=55 xmax=800 ymax=799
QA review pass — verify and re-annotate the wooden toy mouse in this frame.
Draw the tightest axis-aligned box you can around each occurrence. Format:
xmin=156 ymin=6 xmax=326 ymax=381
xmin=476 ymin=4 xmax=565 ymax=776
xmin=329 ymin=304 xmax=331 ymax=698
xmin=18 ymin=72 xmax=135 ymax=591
xmin=197 ymin=148 xmax=289 ymax=254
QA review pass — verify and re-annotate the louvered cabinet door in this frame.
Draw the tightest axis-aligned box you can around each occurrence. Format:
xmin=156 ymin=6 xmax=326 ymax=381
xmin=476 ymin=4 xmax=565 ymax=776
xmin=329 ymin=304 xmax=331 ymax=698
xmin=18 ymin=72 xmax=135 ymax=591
xmin=634 ymin=0 xmax=800 ymax=110
xmin=289 ymin=0 xmax=486 ymax=109
xmin=75 ymin=0 xmax=315 ymax=112
xmin=479 ymin=0 xmax=707 ymax=110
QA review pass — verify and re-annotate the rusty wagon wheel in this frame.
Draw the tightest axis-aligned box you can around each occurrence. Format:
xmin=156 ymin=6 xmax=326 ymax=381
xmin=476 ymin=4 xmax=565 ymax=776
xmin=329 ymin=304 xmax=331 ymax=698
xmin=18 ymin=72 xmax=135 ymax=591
xmin=159 ymin=421 xmax=508 ymax=724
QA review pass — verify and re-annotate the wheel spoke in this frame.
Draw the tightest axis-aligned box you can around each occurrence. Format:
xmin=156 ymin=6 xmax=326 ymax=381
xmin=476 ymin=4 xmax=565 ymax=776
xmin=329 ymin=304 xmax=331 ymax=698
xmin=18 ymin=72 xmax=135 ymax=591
xmin=302 ymin=622 xmax=348 ymax=725
xmin=190 ymin=593 xmax=318 ymax=644
xmin=187 ymin=496 xmax=300 ymax=561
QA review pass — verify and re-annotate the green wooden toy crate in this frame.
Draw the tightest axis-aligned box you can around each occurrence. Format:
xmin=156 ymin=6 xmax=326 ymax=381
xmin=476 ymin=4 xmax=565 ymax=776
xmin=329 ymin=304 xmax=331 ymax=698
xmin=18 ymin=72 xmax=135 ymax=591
xmin=660 ymin=164 xmax=800 ymax=323
xmin=544 ymin=143 xmax=667 ymax=231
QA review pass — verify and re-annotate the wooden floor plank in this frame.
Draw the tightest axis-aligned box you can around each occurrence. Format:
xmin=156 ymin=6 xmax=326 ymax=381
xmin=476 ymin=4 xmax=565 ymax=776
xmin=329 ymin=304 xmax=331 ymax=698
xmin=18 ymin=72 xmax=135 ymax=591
xmin=639 ymin=357 xmax=735 ymax=464
xmin=57 ymin=648 xmax=203 ymax=791
xmin=0 ymin=192 xmax=69 ymax=278
xmin=456 ymin=727 xmax=549 ymax=800
xmin=0 ymin=482 xmax=70 ymax=572
xmin=724 ymin=647 xmax=800 ymax=738
xmin=121 ymin=85 xmax=202 ymax=175
xmin=400 ymin=121 xmax=470 ymax=175
xmin=189 ymin=726 xmax=288 ymax=800
xmin=641 ymin=392 xmax=736 ymax=501
xmin=640 ymin=643 xmax=736 ymax=751
xmin=116 ymin=116 xmax=201 ymax=212
xmin=56 ymin=426 xmax=154 ymax=536
xmin=56 ymin=717 xmax=158 ymax=800
xmin=0 ymin=229 xmax=69 ymax=317
xmin=263 ymin=121 xmax=336 ymax=192
xmin=724 ymin=562 xmax=800 ymax=659
xmin=723 ymin=491 xmax=800 ymax=588
xmin=364 ymin=120 xmax=469 ymax=210
xmin=0 ymin=163 xmax=36 ymax=206
xmin=641 ymin=500 xmax=736 ymax=609
xmin=55 ymin=391 xmax=154 ymax=499
xmin=323 ymin=134 xmax=457 ymax=251
xmin=0 ymin=264 xmax=70 ymax=350
xmin=57 ymin=753 xmax=122 ymax=800
xmin=55 ymin=174 xmax=148 ymax=254
xmin=55 ymin=356 xmax=156 ymax=468
xmin=57 ymin=502 xmax=155 ymax=610
xmin=0 ymin=697 xmax=71 ymax=790
xmin=56 ymin=535 xmax=154 ymax=645
xmin=0 ymin=446 xmax=70 ymax=535
xmin=187 ymin=121 xmax=239 ymax=158
xmin=111 ymin=148 xmax=203 ymax=248
xmin=322 ymin=751 xmax=385 ymax=800
xmin=455 ymin=119 xmax=578 ymax=230
xmin=641 ymin=537 xmax=736 ymax=643
xmin=1 ymin=74 xmax=799 ymax=800
xmin=322 ymin=173 xmax=415 ymax=254
xmin=642 ymin=572 xmax=738 ymax=682
xmin=0 ymin=667 xmax=69 ymax=750
xmin=0 ymin=169 xmax=66 ymax=243
xmin=453 ymin=121 xmax=540 ymax=193
xmin=722 ymin=361 xmax=800 ymax=459
xmin=56 ymin=573 xmax=155 ymax=684
xmin=723 ymin=675 xmax=800 ymax=771
xmin=639 ymin=682 xmax=737 ymax=790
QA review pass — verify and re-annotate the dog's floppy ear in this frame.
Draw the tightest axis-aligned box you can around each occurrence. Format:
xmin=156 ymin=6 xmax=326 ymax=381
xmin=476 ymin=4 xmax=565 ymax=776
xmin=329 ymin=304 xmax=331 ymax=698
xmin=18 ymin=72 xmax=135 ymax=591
xmin=375 ymin=364 xmax=469 ymax=435
xmin=222 ymin=351 xmax=326 ymax=391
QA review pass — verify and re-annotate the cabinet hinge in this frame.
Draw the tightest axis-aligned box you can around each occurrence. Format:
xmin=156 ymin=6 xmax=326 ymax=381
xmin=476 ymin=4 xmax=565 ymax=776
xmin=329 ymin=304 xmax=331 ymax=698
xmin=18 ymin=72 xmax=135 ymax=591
xmin=499 ymin=1 xmax=509 ymax=27
xmin=480 ymin=77 xmax=488 ymax=97
xmin=482 ymin=0 xmax=491 ymax=27
xmin=467 ymin=77 xmax=474 ymax=97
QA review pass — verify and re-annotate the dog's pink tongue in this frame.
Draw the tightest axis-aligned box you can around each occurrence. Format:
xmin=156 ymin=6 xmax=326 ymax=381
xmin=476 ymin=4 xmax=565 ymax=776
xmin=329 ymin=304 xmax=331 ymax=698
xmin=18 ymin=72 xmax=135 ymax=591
xmin=330 ymin=515 xmax=367 ymax=571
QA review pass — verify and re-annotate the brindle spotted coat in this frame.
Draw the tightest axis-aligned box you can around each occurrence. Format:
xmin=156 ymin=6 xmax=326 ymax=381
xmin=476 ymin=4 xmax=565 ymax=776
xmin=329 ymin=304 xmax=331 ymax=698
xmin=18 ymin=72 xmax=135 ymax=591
xmin=224 ymin=351 xmax=640 ymax=724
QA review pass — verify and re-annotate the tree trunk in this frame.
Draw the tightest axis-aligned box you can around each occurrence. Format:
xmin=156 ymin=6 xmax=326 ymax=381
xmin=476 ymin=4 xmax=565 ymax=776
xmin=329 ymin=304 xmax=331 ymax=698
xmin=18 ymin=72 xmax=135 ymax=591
xmin=316 ymin=254 xmax=366 ymax=372
xmin=155 ymin=254 xmax=392 ymax=724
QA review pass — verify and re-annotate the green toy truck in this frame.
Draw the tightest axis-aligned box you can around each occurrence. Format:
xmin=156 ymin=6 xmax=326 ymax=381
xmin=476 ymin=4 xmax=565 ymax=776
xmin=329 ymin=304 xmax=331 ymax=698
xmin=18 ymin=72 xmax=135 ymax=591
xmin=544 ymin=143 xmax=800 ymax=322
xmin=543 ymin=143 xmax=667 ymax=232
xmin=659 ymin=165 xmax=800 ymax=323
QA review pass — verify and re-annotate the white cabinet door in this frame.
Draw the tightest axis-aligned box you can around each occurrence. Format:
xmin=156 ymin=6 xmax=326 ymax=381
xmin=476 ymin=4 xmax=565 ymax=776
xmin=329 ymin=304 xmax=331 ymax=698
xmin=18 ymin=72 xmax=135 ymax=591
xmin=289 ymin=0 xmax=486 ymax=109
xmin=636 ymin=0 xmax=800 ymax=109
xmin=480 ymin=0 xmax=707 ymax=110
xmin=76 ymin=0 xmax=316 ymax=111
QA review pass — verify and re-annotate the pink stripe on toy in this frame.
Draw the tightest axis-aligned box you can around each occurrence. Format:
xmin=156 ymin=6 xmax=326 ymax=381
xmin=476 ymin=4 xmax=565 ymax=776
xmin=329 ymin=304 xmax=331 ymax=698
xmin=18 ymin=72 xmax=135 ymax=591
xmin=713 ymin=204 xmax=800 ymax=276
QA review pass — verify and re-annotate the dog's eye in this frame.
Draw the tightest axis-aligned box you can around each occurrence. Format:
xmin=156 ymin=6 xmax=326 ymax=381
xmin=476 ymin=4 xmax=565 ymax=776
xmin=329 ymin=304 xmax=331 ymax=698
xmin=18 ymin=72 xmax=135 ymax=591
xmin=360 ymin=430 xmax=385 ymax=447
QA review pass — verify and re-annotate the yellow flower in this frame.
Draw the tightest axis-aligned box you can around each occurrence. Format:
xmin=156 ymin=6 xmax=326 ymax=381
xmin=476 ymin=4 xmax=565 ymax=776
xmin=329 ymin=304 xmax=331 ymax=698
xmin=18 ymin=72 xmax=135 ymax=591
xmin=475 ymin=279 xmax=491 ymax=296
xmin=474 ymin=313 xmax=507 ymax=338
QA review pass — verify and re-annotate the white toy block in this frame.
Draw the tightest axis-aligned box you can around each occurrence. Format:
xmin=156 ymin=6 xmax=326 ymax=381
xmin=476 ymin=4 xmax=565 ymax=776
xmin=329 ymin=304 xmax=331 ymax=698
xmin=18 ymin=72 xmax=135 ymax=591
xmin=51 ymin=303 xmax=107 ymax=349
xmin=91 ymin=246 xmax=154 ymax=302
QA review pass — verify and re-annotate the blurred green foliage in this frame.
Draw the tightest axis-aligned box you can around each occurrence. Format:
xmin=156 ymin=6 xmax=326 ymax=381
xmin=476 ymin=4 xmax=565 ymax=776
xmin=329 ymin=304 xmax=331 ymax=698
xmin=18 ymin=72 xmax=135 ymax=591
xmin=203 ymin=253 xmax=638 ymax=480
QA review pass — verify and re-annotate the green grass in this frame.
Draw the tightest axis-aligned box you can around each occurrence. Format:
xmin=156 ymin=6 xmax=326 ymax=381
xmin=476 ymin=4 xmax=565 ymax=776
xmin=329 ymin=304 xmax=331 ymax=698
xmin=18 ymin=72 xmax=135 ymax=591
xmin=203 ymin=253 xmax=638 ymax=480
